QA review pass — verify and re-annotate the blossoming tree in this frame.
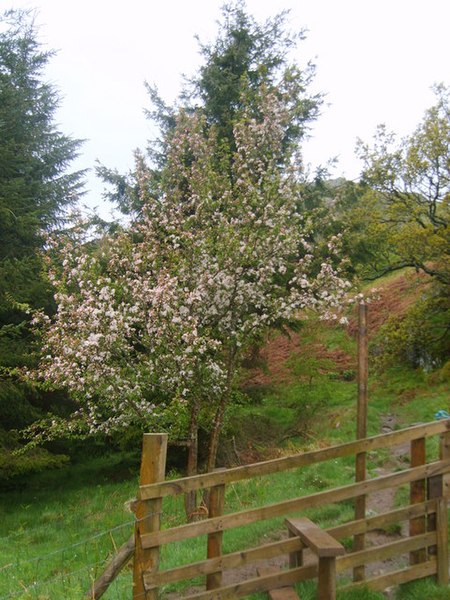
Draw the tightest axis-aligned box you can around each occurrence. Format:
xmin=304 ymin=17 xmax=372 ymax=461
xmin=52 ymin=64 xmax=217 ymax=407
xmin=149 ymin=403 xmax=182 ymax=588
xmin=30 ymin=88 xmax=350 ymax=484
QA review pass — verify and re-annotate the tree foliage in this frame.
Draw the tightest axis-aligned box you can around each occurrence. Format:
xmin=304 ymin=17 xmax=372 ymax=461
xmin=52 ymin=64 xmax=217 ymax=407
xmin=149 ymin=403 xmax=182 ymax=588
xmin=99 ymin=1 xmax=322 ymax=216
xmin=0 ymin=9 xmax=84 ymax=432
xmin=356 ymin=84 xmax=450 ymax=285
xmin=353 ymin=85 xmax=450 ymax=366
xmin=29 ymin=88 xmax=349 ymax=474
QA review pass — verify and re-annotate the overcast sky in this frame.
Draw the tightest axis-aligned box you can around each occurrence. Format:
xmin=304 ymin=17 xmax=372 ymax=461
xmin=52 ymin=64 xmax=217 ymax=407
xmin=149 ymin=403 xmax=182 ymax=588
xmin=5 ymin=0 xmax=450 ymax=218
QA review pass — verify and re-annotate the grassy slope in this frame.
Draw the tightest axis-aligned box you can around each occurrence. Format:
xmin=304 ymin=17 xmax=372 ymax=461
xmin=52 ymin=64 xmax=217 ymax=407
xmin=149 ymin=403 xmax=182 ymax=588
xmin=1 ymin=270 xmax=449 ymax=599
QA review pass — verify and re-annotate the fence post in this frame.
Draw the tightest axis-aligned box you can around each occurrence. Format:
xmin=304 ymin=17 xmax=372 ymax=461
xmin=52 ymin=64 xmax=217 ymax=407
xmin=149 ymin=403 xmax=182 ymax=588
xmin=440 ymin=427 xmax=450 ymax=498
xmin=206 ymin=469 xmax=226 ymax=590
xmin=354 ymin=301 xmax=368 ymax=582
xmin=409 ymin=437 xmax=426 ymax=565
xmin=318 ymin=557 xmax=338 ymax=600
xmin=435 ymin=497 xmax=449 ymax=586
xmin=133 ymin=433 xmax=168 ymax=600
xmin=431 ymin=427 xmax=450 ymax=584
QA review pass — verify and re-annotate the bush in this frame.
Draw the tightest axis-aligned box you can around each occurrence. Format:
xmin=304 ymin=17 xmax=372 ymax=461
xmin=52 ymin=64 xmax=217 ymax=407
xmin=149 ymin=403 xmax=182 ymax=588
xmin=373 ymin=294 xmax=450 ymax=371
xmin=0 ymin=428 xmax=69 ymax=487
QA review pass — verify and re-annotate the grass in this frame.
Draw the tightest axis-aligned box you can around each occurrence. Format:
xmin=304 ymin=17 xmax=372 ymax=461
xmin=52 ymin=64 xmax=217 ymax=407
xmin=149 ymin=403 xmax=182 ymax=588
xmin=0 ymin=454 xmax=139 ymax=598
xmin=1 ymin=315 xmax=449 ymax=598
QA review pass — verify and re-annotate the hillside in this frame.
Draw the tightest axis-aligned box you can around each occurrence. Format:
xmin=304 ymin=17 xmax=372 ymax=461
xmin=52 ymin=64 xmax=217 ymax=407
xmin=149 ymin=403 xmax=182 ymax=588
xmin=233 ymin=269 xmax=447 ymax=462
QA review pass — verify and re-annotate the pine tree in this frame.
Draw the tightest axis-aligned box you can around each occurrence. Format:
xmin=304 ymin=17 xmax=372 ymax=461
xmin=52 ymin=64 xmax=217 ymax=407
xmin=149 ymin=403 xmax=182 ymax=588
xmin=99 ymin=1 xmax=322 ymax=215
xmin=0 ymin=9 xmax=84 ymax=430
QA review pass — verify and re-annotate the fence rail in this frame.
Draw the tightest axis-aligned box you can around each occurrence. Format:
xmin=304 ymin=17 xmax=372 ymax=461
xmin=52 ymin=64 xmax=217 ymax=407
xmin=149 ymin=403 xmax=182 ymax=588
xmin=130 ymin=420 xmax=450 ymax=599
xmin=139 ymin=420 xmax=450 ymax=501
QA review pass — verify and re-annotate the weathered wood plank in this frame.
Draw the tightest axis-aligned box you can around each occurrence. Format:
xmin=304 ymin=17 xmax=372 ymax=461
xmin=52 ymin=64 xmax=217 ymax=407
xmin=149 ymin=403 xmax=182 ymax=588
xmin=286 ymin=518 xmax=344 ymax=557
xmin=141 ymin=459 xmax=450 ymax=549
xmin=144 ymin=537 xmax=304 ymax=588
xmin=341 ymin=559 xmax=437 ymax=593
xmin=144 ymin=501 xmax=436 ymax=588
xmin=267 ymin=588 xmax=301 ymax=600
xmin=337 ymin=532 xmax=436 ymax=571
xmin=139 ymin=421 xmax=450 ymax=500
xmin=257 ymin=567 xmax=300 ymax=600
xmin=436 ymin=498 xmax=449 ymax=586
xmin=206 ymin=474 xmax=225 ymax=590
xmin=440 ymin=430 xmax=450 ymax=497
xmin=85 ymin=535 xmax=134 ymax=599
xmin=410 ymin=437 xmax=426 ymax=565
xmin=318 ymin=557 xmax=336 ymax=600
xmin=329 ymin=499 xmax=436 ymax=541
xmin=182 ymin=564 xmax=317 ymax=600
xmin=133 ymin=433 xmax=167 ymax=600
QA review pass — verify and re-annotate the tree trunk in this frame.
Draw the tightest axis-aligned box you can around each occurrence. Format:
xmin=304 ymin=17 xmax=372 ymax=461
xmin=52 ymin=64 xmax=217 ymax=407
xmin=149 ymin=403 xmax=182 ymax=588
xmin=184 ymin=400 xmax=200 ymax=520
xmin=207 ymin=395 xmax=228 ymax=473
xmin=207 ymin=350 xmax=236 ymax=472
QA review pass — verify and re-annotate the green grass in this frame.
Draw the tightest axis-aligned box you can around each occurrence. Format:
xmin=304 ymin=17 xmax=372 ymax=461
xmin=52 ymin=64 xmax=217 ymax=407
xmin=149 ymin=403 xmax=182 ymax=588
xmin=0 ymin=453 xmax=139 ymax=598
xmin=1 ymin=317 xmax=449 ymax=598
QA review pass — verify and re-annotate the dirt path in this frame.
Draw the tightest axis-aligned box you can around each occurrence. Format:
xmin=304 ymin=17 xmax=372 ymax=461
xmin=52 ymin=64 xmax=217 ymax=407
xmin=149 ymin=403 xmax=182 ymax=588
xmin=361 ymin=414 xmax=412 ymax=598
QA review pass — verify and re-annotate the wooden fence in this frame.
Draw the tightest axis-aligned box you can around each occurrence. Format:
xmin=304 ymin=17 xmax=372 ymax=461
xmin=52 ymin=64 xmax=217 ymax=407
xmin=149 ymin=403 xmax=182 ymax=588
xmin=130 ymin=419 xmax=450 ymax=599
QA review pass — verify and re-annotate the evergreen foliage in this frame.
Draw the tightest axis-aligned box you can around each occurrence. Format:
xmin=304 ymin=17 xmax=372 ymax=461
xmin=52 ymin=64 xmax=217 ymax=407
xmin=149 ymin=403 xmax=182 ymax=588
xmin=0 ymin=9 xmax=84 ymax=436
xmin=99 ymin=1 xmax=322 ymax=215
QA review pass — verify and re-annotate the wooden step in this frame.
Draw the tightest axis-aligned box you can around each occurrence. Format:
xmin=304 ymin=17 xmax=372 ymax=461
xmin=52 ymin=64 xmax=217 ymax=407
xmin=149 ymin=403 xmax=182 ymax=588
xmin=286 ymin=518 xmax=345 ymax=558
xmin=257 ymin=567 xmax=301 ymax=600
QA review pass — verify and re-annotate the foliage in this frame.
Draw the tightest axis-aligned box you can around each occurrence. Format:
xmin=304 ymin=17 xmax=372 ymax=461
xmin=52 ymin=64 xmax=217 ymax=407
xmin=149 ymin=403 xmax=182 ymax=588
xmin=190 ymin=1 xmax=320 ymax=148
xmin=99 ymin=1 xmax=322 ymax=215
xmin=344 ymin=85 xmax=450 ymax=366
xmin=0 ymin=7 xmax=85 ymax=346
xmin=0 ymin=428 xmax=68 ymax=484
xmin=356 ymin=84 xmax=450 ymax=286
xmin=0 ymin=9 xmax=84 ymax=434
xmin=28 ymin=87 xmax=350 ymax=473
xmin=373 ymin=293 xmax=450 ymax=370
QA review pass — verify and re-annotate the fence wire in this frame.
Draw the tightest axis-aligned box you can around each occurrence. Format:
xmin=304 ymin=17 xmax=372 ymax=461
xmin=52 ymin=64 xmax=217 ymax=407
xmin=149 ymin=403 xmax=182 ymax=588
xmin=0 ymin=507 xmax=166 ymax=599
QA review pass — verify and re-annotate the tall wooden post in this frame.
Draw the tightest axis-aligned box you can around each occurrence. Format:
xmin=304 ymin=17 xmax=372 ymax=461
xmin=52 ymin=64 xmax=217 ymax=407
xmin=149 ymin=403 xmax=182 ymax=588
xmin=133 ymin=433 xmax=168 ymax=600
xmin=354 ymin=301 xmax=368 ymax=581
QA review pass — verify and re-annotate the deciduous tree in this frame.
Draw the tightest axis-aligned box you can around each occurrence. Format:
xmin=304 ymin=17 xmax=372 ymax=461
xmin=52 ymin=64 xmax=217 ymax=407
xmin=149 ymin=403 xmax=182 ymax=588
xmin=29 ymin=89 xmax=349 ymax=480
xmin=356 ymin=84 xmax=450 ymax=285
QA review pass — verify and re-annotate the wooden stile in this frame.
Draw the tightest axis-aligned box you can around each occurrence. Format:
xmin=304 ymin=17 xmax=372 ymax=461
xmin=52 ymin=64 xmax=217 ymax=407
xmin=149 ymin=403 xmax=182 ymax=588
xmin=143 ymin=501 xmax=437 ymax=589
xmin=286 ymin=518 xmax=344 ymax=600
xmin=133 ymin=421 xmax=450 ymax=599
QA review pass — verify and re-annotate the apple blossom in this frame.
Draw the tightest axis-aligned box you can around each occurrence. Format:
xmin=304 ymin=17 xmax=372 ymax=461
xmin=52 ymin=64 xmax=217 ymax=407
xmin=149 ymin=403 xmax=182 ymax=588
xmin=28 ymin=89 xmax=351 ymax=474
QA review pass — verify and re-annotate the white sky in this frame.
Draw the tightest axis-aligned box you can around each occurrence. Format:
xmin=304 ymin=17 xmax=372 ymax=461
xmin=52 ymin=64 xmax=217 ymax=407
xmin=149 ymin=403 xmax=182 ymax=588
xmin=5 ymin=0 xmax=450 ymax=218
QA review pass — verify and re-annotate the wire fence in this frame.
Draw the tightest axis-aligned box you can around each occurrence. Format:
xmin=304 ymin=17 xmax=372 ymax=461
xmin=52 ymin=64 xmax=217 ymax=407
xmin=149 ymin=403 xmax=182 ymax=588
xmin=0 ymin=508 xmax=167 ymax=599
